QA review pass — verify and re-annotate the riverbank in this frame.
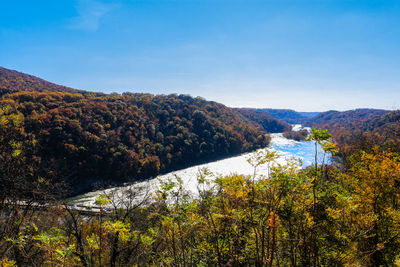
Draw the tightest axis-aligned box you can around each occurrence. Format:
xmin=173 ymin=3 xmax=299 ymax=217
xmin=70 ymin=131 xmax=329 ymax=206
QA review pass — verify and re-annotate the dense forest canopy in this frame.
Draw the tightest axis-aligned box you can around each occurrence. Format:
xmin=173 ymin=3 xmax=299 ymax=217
xmin=234 ymin=108 xmax=291 ymax=133
xmin=1 ymin=67 xmax=400 ymax=266
xmin=0 ymin=67 xmax=271 ymax=195
xmin=303 ymin=108 xmax=399 ymax=166
xmin=0 ymin=67 xmax=83 ymax=96
xmin=305 ymin=108 xmax=388 ymax=129
xmin=2 ymin=125 xmax=400 ymax=266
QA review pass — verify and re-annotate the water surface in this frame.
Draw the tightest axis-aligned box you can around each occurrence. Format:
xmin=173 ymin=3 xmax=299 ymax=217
xmin=72 ymin=126 xmax=330 ymax=206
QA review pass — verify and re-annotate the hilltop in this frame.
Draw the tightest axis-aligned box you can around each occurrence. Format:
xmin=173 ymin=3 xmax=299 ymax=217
xmin=0 ymin=66 xmax=84 ymax=96
xmin=234 ymin=108 xmax=291 ymax=133
xmin=305 ymin=108 xmax=388 ymax=129
xmin=260 ymin=108 xmax=319 ymax=124
xmin=0 ymin=67 xmax=272 ymax=195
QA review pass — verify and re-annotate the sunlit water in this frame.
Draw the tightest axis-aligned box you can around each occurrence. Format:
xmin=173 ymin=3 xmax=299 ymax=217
xmin=71 ymin=125 xmax=330 ymax=206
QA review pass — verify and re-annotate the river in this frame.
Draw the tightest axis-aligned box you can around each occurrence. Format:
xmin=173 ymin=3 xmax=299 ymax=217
xmin=71 ymin=125 xmax=331 ymax=206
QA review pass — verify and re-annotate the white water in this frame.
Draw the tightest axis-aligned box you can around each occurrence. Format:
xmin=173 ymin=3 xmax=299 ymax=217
xmin=71 ymin=125 xmax=329 ymax=206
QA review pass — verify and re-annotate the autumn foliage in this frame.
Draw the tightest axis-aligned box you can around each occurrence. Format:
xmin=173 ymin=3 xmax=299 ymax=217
xmin=0 ymin=91 xmax=269 ymax=195
xmin=1 ymin=67 xmax=400 ymax=266
xmin=1 ymin=123 xmax=400 ymax=266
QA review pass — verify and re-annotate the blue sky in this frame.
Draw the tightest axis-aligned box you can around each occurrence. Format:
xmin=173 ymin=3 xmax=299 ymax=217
xmin=1 ymin=0 xmax=400 ymax=111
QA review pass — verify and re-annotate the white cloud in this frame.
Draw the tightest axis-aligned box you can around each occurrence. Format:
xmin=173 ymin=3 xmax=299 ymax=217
xmin=68 ymin=0 xmax=118 ymax=31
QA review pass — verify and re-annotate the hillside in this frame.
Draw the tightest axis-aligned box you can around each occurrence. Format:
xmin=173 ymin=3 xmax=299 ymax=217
xmin=234 ymin=108 xmax=291 ymax=133
xmin=305 ymin=109 xmax=399 ymax=164
xmin=260 ymin=108 xmax=319 ymax=124
xmin=304 ymin=108 xmax=388 ymax=129
xmin=343 ymin=110 xmax=400 ymax=153
xmin=367 ymin=109 xmax=400 ymax=134
xmin=0 ymin=66 xmax=83 ymax=96
xmin=0 ymin=67 xmax=270 ymax=195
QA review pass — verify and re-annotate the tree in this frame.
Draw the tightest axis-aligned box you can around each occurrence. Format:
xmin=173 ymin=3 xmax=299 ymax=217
xmin=339 ymin=150 xmax=400 ymax=265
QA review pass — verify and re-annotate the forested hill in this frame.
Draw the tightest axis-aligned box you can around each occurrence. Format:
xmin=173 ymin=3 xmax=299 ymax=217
xmin=234 ymin=108 xmax=291 ymax=133
xmin=304 ymin=108 xmax=388 ymax=129
xmin=304 ymin=108 xmax=399 ymax=163
xmin=367 ymin=109 xmax=400 ymax=135
xmin=260 ymin=108 xmax=319 ymax=124
xmin=0 ymin=67 xmax=269 ymax=196
xmin=0 ymin=66 xmax=84 ymax=96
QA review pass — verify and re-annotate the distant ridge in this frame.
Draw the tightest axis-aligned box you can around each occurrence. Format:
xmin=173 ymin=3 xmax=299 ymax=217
xmin=305 ymin=108 xmax=389 ymax=128
xmin=234 ymin=108 xmax=291 ymax=133
xmin=259 ymin=108 xmax=319 ymax=124
xmin=0 ymin=66 xmax=84 ymax=96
